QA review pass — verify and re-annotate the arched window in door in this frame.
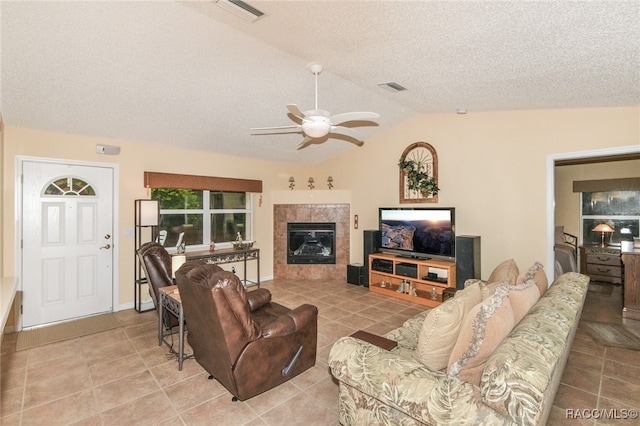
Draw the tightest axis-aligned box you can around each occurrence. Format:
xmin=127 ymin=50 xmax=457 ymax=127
xmin=43 ymin=177 xmax=96 ymax=196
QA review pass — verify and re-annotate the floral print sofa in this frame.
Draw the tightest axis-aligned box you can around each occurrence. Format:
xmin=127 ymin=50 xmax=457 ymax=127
xmin=329 ymin=272 xmax=590 ymax=425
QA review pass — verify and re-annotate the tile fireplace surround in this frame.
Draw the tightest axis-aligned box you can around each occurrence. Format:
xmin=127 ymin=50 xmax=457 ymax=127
xmin=274 ymin=204 xmax=350 ymax=280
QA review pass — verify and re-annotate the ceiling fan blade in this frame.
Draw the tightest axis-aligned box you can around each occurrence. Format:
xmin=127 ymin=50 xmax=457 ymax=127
xmin=287 ymin=104 xmax=306 ymax=119
xmin=250 ymin=125 xmax=301 ymax=135
xmin=297 ymin=136 xmax=314 ymax=150
xmin=329 ymin=126 xmax=365 ymax=146
xmin=330 ymin=111 xmax=380 ymax=126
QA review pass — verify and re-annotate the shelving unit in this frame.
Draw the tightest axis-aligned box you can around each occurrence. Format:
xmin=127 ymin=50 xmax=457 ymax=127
xmin=368 ymin=253 xmax=456 ymax=307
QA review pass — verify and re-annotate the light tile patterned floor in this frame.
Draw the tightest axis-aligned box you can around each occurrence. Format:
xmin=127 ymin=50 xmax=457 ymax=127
xmin=1 ymin=279 xmax=639 ymax=425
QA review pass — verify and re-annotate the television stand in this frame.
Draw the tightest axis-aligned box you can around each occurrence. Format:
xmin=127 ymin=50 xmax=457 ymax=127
xmin=368 ymin=253 xmax=455 ymax=307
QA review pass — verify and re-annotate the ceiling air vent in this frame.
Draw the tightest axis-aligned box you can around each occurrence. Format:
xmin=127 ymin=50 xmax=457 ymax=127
xmin=378 ymin=82 xmax=407 ymax=92
xmin=216 ymin=0 xmax=265 ymax=22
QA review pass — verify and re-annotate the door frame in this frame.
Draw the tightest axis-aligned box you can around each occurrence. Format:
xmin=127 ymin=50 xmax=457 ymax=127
xmin=546 ymin=144 xmax=640 ymax=284
xmin=14 ymin=155 xmax=120 ymax=331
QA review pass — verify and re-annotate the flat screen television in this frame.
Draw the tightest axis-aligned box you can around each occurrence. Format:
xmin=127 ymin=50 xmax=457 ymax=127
xmin=379 ymin=207 xmax=455 ymax=261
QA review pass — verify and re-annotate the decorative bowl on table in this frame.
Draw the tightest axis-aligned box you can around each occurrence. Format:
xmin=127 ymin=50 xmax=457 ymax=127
xmin=232 ymin=241 xmax=255 ymax=250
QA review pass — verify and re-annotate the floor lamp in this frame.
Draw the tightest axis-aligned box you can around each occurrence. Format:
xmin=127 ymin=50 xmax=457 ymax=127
xmin=135 ymin=199 xmax=159 ymax=312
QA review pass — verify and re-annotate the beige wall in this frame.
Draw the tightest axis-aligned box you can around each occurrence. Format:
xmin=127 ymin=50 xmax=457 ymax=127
xmin=2 ymin=106 xmax=639 ymax=309
xmin=2 ymin=127 xmax=312 ymax=307
xmin=555 ymin=159 xmax=640 ymax=239
xmin=318 ymin=107 xmax=640 ymax=277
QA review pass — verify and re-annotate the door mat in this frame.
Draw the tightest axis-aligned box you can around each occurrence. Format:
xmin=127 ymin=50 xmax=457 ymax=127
xmin=580 ymin=321 xmax=640 ymax=351
xmin=16 ymin=313 xmax=121 ymax=351
xmin=587 ymin=283 xmax=614 ymax=295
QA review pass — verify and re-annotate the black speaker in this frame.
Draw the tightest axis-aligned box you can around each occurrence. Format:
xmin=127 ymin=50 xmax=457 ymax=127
xmin=347 ymin=264 xmax=363 ymax=285
xmin=456 ymin=235 xmax=481 ymax=289
xmin=363 ymin=229 xmax=381 ymax=287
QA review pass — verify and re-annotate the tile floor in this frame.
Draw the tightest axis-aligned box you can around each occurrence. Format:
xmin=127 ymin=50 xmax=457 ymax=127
xmin=1 ymin=279 xmax=639 ymax=425
xmin=547 ymin=282 xmax=640 ymax=426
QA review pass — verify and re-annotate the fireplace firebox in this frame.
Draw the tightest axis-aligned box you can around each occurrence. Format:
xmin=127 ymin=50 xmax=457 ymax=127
xmin=287 ymin=222 xmax=336 ymax=264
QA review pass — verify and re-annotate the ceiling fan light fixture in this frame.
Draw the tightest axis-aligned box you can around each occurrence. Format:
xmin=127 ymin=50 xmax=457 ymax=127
xmin=215 ymin=0 xmax=265 ymax=23
xmin=251 ymin=62 xmax=379 ymax=148
xmin=302 ymin=118 xmax=331 ymax=138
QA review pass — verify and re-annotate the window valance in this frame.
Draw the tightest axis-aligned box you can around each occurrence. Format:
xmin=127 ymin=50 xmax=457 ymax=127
xmin=144 ymin=172 xmax=262 ymax=193
xmin=573 ymin=178 xmax=640 ymax=193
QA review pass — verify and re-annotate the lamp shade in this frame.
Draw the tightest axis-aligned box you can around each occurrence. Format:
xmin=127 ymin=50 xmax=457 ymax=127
xmin=171 ymin=254 xmax=187 ymax=278
xmin=135 ymin=199 xmax=159 ymax=227
xmin=592 ymin=223 xmax=614 ymax=233
xmin=593 ymin=223 xmax=615 ymax=247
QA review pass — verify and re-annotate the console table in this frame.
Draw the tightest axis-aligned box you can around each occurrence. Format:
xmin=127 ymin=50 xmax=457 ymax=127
xmin=186 ymin=247 xmax=260 ymax=289
xmin=579 ymin=245 xmax=622 ymax=284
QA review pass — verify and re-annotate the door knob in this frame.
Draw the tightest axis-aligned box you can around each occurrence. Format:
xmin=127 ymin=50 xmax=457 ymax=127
xmin=105 ymin=234 xmax=111 ymax=239
xmin=100 ymin=244 xmax=111 ymax=250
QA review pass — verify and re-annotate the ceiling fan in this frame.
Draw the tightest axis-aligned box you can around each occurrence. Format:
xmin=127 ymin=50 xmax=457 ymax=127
xmin=250 ymin=63 xmax=380 ymax=149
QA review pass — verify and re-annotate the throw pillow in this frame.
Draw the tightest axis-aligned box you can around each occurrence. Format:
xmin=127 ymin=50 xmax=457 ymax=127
xmin=508 ymin=280 xmax=541 ymax=324
xmin=448 ymin=284 xmax=516 ymax=386
xmin=414 ymin=281 xmax=484 ymax=371
xmin=463 ymin=278 xmax=485 ymax=289
xmin=456 ymin=279 xmax=484 ymax=300
xmin=487 ymin=259 xmax=519 ymax=285
xmin=516 ymin=261 xmax=548 ymax=296
xmin=483 ymin=281 xmax=505 ymax=299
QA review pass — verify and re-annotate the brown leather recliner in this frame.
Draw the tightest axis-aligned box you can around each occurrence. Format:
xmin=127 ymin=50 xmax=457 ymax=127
xmin=175 ymin=262 xmax=318 ymax=401
xmin=136 ymin=242 xmax=179 ymax=328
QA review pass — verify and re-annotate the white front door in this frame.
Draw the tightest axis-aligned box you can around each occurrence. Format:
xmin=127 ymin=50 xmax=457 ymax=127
xmin=21 ymin=160 xmax=115 ymax=328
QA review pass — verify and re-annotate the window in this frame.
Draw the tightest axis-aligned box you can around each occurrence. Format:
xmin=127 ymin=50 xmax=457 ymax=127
xmin=44 ymin=177 xmax=96 ymax=196
xmin=151 ymin=189 xmax=252 ymax=249
xmin=581 ymin=190 xmax=640 ymax=246
xmin=144 ymin=171 xmax=261 ymax=250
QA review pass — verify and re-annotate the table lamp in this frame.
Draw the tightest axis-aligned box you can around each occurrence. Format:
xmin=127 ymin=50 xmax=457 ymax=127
xmin=620 ymin=227 xmax=634 ymax=252
xmin=171 ymin=254 xmax=187 ymax=278
xmin=592 ymin=223 xmax=614 ymax=247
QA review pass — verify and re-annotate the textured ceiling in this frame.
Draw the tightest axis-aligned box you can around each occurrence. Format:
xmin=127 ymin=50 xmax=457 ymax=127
xmin=2 ymin=1 xmax=639 ymax=165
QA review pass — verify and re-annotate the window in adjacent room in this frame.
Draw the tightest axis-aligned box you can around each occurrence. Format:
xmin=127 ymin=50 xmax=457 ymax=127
xmin=581 ymin=190 xmax=640 ymax=246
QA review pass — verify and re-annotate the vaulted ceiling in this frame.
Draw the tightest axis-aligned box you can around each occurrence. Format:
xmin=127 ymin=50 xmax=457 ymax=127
xmin=2 ymin=1 xmax=638 ymax=164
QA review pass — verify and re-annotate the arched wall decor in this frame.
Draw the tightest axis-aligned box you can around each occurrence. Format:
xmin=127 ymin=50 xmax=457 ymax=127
xmin=398 ymin=142 xmax=439 ymax=204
